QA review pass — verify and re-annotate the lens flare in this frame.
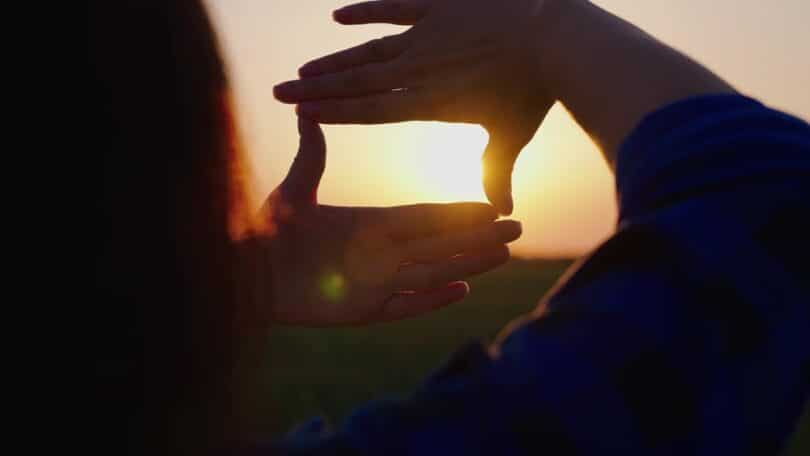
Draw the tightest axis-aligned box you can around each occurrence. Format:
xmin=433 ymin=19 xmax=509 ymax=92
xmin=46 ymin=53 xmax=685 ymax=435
xmin=320 ymin=272 xmax=346 ymax=302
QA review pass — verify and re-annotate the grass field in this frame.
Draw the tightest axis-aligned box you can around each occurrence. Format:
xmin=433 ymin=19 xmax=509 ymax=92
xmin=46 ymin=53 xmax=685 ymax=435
xmin=262 ymin=259 xmax=809 ymax=454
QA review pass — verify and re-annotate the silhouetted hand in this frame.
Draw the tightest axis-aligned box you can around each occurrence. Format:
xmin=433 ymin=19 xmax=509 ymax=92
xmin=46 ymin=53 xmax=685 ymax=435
xmin=274 ymin=0 xmax=556 ymax=215
xmin=252 ymin=117 xmax=521 ymax=326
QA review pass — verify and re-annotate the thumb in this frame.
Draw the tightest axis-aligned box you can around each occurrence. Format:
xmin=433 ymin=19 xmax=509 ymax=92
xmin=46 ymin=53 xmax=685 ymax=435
xmin=281 ymin=116 xmax=326 ymax=205
xmin=482 ymin=130 xmax=526 ymax=216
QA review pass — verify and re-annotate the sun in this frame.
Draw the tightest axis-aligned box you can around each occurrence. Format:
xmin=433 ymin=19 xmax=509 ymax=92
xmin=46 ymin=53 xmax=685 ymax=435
xmin=412 ymin=123 xmax=489 ymax=202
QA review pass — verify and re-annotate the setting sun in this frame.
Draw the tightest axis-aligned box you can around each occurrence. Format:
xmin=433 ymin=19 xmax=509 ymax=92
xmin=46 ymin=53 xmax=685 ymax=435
xmin=412 ymin=123 xmax=488 ymax=202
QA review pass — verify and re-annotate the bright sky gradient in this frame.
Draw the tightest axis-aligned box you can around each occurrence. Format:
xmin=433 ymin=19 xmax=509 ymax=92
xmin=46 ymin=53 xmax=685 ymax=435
xmin=206 ymin=0 xmax=810 ymax=257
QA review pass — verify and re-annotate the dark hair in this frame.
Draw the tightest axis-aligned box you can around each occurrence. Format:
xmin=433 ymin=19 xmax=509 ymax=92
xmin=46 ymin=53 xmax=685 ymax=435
xmin=88 ymin=1 xmax=249 ymax=453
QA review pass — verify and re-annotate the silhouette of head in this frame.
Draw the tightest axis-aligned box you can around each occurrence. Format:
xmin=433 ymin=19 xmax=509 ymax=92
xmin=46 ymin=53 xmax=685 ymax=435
xmin=88 ymin=1 xmax=246 ymax=453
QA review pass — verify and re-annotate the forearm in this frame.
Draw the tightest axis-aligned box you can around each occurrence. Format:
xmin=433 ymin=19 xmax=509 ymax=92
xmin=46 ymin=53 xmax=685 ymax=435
xmin=535 ymin=0 xmax=736 ymax=163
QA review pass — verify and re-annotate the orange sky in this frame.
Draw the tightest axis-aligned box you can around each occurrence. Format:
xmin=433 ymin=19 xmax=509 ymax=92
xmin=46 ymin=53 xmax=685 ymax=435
xmin=206 ymin=0 xmax=810 ymax=257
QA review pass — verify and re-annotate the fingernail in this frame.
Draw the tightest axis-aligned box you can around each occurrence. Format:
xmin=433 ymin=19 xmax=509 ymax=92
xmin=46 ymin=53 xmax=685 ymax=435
xmin=448 ymin=281 xmax=470 ymax=299
xmin=273 ymin=83 xmax=286 ymax=100
xmin=298 ymin=65 xmax=312 ymax=78
xmin=273 ymin=82 xmax=295 ymax=101
xmin=497 ymin=220 xmax=522 ymax=239
xmin=332 ymin=8 xmax=348 ymax=20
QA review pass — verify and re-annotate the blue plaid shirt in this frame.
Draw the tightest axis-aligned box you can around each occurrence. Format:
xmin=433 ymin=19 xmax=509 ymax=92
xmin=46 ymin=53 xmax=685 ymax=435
xmin=262 ymin=95 xmax=810 ymax=455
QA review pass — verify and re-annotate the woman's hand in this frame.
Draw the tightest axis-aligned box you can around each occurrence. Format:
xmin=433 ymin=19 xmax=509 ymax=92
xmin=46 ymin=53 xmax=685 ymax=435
xmin=274 ymin=0 xmax=560 ymax=215
xmin=247 ymin=117 xmax=521 ymax=327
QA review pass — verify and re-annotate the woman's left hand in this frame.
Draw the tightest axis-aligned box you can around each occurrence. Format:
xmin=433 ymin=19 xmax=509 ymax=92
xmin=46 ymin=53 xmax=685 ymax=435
xmin=246 ymin=117 xmax=521 ymax=327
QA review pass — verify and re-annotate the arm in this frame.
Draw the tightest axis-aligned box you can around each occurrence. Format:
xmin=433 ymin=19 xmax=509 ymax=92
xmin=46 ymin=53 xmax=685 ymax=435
xmin=267 ymin=95 xmax=810 ymax=456
xmin=265 ymin=1 xmax=810 ymax=453
xmin=534 ymin=0 xmax=736 ymax=161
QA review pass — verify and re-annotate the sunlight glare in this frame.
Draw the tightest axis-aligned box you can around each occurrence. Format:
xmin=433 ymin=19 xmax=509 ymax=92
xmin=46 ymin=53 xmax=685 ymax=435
xmin=412 ymin=123 xmax=489 ymax=202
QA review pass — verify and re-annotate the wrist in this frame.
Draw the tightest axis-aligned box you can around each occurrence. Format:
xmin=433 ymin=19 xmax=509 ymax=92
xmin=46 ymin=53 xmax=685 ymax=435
xmin=527 ymin=0 xmax=587 ymax=102
xmin=528 ymin=0 xmax=736 ymax=159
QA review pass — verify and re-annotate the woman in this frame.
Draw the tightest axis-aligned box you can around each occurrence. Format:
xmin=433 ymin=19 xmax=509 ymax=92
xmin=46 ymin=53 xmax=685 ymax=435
xmin=89 ymin=0 xmax=810 ymax=454
xmin=273 ymin=0 xmax=810 ymax=454
xmin=88 ymin=1 xmax=520 ymax=454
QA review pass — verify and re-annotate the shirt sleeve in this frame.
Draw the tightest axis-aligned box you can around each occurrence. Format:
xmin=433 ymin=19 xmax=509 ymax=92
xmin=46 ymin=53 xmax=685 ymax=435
xmin=265 ymin=95 xmax=810 ymax=456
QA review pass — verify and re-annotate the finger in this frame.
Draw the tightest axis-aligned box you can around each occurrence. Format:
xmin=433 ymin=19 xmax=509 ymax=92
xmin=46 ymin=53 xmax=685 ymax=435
xmin=373 ymin=282 xmax=470 ymax=323
xmin=279 ymin=117 xmax=326 ymax=205
xmin=299 ymin=35 xmax=409 ymax=78
xmin=482 ymin=131 xmax=527 ymax=216
xmin=393 ymin=245 xmax=511 ymax=291
xmin=274 ymin=62 xmax=401 ymax=103
xmin=297 ymin=89 xmax=429 ymax=124
xmin=383 ymin=202 xmax=498 ymax=241
xmin=402 ymin=220 xmax=522 ymax=262
xmin=333 ymin=0 xmax=429 ymax=26
xmin=297 ymin=59 xmax=498 ymax=124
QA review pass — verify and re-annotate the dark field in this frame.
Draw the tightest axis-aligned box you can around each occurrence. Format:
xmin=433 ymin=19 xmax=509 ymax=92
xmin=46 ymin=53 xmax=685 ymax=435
xmin=261 ymin=259 xmax=809 ymax=454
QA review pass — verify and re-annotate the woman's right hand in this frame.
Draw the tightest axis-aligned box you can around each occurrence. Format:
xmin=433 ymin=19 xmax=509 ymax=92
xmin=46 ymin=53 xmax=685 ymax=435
xmin=273 ymin=0 xmax=564 ymax=215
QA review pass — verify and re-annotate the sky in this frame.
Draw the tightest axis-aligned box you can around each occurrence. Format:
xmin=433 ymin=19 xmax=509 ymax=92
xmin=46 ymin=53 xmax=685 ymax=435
xmin=206 ymin=0 xmax=810 ymax=257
